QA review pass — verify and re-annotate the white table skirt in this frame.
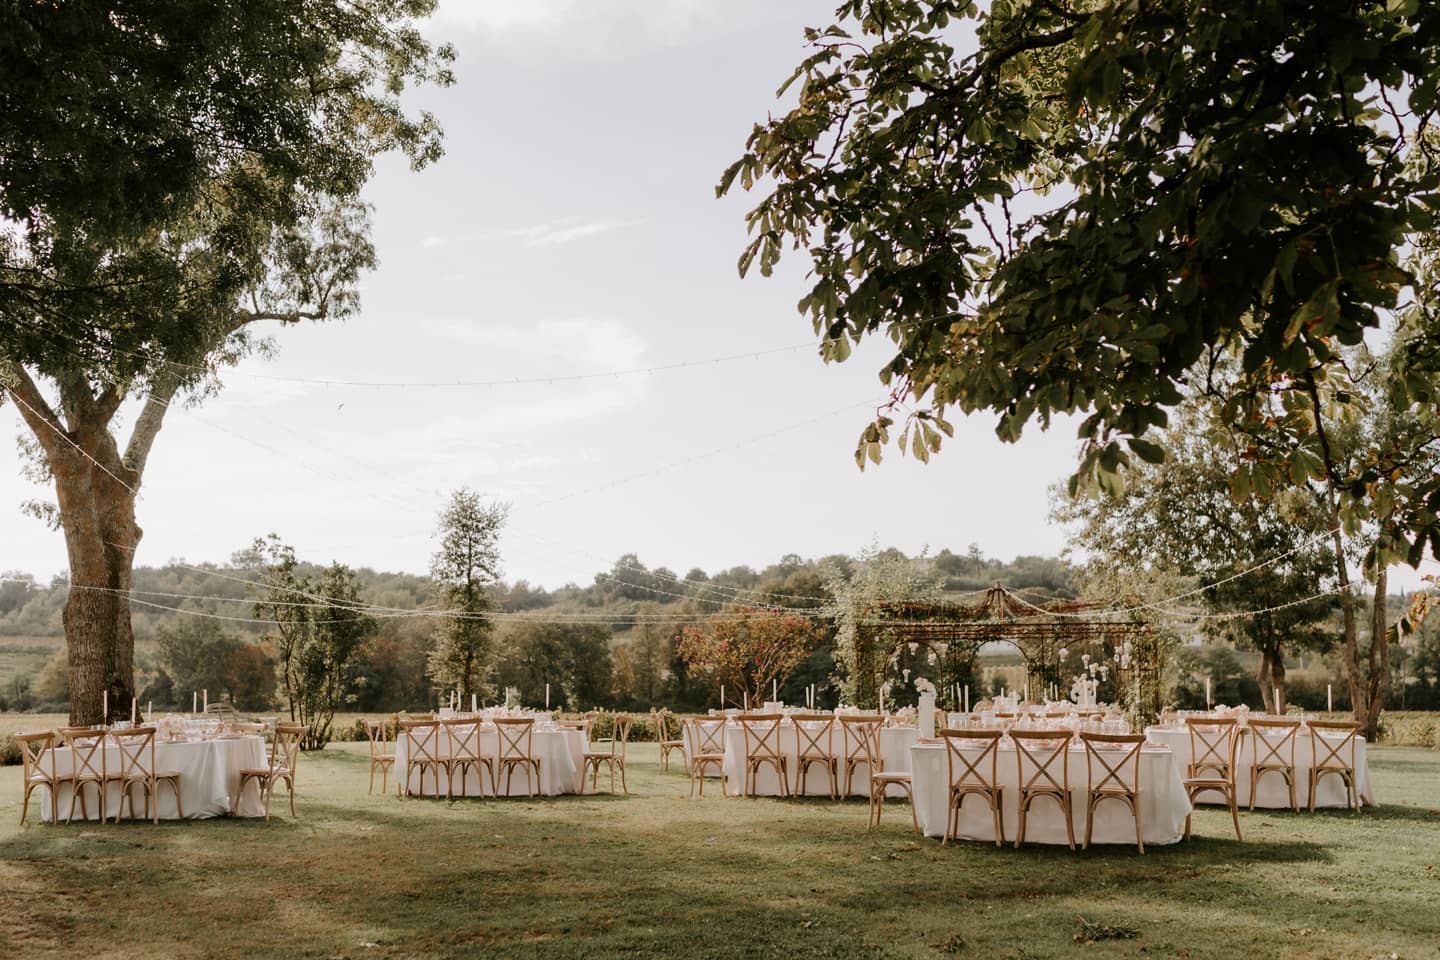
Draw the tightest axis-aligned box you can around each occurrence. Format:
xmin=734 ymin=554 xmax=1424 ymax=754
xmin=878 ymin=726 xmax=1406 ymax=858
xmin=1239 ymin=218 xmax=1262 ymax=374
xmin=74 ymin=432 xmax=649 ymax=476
xmin=1144 ymin=725 xmax=1374 ymax=808
xmin=394 ymin=727 xmax=584 ymax=797
xmin=42 ymin=736 xmax=267 ymax=821
xmin=721 ymin=723 xmax=917 ymax=797
xmin=909 ymin=743 xmax=1191 ymax=846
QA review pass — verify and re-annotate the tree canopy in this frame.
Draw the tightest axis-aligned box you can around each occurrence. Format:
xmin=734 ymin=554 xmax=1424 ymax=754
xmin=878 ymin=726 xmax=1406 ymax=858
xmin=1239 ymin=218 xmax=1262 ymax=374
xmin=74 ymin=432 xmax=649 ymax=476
xmin=722 ymin=0 xmax=1440 ymax=564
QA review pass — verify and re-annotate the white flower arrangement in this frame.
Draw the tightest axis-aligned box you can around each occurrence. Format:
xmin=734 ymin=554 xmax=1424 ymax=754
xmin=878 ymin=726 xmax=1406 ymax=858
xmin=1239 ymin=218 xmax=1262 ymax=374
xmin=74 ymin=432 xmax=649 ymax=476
xmin=914 ymin=676 xmax=936 ymax=696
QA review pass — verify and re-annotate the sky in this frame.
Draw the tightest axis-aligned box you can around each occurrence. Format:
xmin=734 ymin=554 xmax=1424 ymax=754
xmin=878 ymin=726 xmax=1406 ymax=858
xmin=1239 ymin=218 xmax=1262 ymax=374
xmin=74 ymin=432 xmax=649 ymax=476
xmin=3 ymin=1 xmax=1436 ymax=593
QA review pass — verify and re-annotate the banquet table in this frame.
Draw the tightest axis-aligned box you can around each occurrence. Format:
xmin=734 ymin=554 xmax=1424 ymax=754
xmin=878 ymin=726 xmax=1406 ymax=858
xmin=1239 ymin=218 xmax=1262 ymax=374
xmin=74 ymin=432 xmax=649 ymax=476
xmin=721 ymin=721 xmax=917 ymax=797
xmin=1145 ymin=724 xmax=1375 ymax=808
xmin=394 ymin=724 xmax=585 ymax=797
xmin=42 ymin=735 xmax=267 ymax=821
xmin=909 ymin=740 xmax=1191 ymax=846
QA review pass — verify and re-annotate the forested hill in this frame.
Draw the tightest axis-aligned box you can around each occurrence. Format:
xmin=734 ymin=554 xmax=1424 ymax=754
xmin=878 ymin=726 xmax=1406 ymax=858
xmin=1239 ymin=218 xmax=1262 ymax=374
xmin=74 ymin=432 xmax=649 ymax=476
xmin=0 ymin=546 xmax=1078 ymax=640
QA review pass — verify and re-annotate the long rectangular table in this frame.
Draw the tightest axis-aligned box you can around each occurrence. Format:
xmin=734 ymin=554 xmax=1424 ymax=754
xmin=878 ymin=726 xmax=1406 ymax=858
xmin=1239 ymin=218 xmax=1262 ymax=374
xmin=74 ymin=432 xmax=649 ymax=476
xmin=42 ymin=735 xmax=268 ymax=821
xmin=1144 ymin=724 xmax=1374 ymax=808
xmin=909 ymin=741 xmax=1191 ymax=845
xmin=394 ymin=725 xmax=586 ymax=797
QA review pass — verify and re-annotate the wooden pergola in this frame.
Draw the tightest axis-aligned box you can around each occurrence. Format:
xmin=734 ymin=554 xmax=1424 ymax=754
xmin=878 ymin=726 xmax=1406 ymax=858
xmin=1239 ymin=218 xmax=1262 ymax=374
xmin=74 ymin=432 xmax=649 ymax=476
xmin=848 ymin=583 xmax=1158 ymax=710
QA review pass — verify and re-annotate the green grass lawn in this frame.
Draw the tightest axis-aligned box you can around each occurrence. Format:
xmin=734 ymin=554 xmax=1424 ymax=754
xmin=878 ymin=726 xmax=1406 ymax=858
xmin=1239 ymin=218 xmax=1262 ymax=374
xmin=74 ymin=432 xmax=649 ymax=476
xmin=1 ymin=741 xmax=1437 ymax=959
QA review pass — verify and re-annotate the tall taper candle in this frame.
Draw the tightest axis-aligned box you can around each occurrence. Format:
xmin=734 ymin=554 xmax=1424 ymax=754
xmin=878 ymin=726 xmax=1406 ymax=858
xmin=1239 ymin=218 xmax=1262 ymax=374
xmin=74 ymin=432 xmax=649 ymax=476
xmin=1273 ymin=685 xmax=1281 ymax=714
xmin=131 ymin=697 xmax=136 ymax=724
xmin=772 ymin=679 xmax=778 ymax=702
xmin=721 ymin=684 xmax=725 ymax=708
xmin=203 ymin=688 xmax=208 ymax=713
xmin=1327 ymin=683 xmax=1333 ymax=713
xmin=192 ymin=691 xmax=197 ymax=716
xmin=1205 ymin=677 xmax=1211 ymax=710
xmin=471 ymin=693 xmax=477 ymax=714
xmin=103 ymin=689 xmax=108 ymax=723
xmin=743 ymin=691 xmax=748 ymax=711
xmin=545 ymin=683 xmax=550 ymax=710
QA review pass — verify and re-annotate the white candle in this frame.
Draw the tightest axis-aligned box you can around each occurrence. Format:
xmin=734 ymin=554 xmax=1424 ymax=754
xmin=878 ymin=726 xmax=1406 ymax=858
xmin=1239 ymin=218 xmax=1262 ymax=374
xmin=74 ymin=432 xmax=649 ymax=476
xmin=192 ymin=691 xmax=197 ymax=716
xmin=880 ymin=689 xmax=885 ymax=715
xmin=964 ymin=685 xmax=969 ymax=713
xmin=1024 ymin=684 xmax=1029 ymax=703
xmin=147 ymin=700 xmax=152 ymax=719
xmin=1327 ymin=684 xmax=1333 ymax=713
xmin=1273 ymin=685 xmax=1281 ymax=714
xmin=772 ymin=679 xmax=778 ymax=701
xmin=471 ymin=693 xmax=477 ymax=713
xmin=1205 ymin=677 xmax=1211 ymax=710
xmin=203 ymin=688 xmax=208 ymax=713
xmin=721 ymin=684 xmax=725 ymax=708
xmin=545 ymin=683 xmax=550 ymax=710
xmin=103 ymin=689 xmax=108 ymax=723
xmin=743 ymin=691 xmax=748 ymax=711
xmin=131 ymin=697 xmax=136 ymax=724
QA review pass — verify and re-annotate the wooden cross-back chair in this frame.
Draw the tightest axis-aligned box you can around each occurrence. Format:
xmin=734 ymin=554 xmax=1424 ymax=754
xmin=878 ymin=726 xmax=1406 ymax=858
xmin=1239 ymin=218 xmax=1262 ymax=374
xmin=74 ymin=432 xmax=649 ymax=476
xmin=1010 ymin=729 xmax=1075 ymax=850
xmin=494 ymin=718 xmax=542 ymax=797
xmin=582 ymin=714 xmax=631 ymax=795
xmin=681 ymin=717 xmax=726 ymax=798
xmin=853 ymin=717 xmax=915 ymax=833
xmin=1079 ymin=732 xmax=1145 ymax=853
xmin=791 ymin=713 xmax=839 ymax=799
xmin=442 ymin=717 xmax=496 ymax=799
xmin=397 ymin=719 xmax=446 ymax=798
xmin=737 ymin=714 xmax=789 ymax=798
xmin=1182 ymin=718 xmax=1243 ymax=841
xmin=364 ymin=719 xmax=396 ymax=796
xmin=653 ymin=709 xmax=687 ymax=773
xmin=1307 ymin=720 xmax=1362 ymax=813
xmin=939 ymin=728 xmax=1005 ymax=847
xmin=112 ymin=726 xmax=183 ymax=824
xmin=57 ymin=727 xmax=108 ymax=824
xmin=18 ymin=730 xmax=58 ymax=825
xmin=1246 ymin=718 xmax=1301 ymax=810
xmin=235 ymin=722 xmax=306 ymax=820
xmin=839 ymin=716 xmax=885 ymax=798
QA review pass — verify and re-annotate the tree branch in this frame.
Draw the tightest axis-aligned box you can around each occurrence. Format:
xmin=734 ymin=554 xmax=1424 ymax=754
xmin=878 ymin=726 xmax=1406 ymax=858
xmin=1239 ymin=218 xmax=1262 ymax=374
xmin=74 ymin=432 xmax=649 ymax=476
xmin=2 ymin=362 xmax=66 ymax=460
xmin=122 ymin=383 xmax=179 ymax=480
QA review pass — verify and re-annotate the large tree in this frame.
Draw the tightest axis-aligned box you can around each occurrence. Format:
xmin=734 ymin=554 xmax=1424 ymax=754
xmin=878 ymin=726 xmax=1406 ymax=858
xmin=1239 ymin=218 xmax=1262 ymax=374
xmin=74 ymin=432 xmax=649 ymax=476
xmin=1054 ymin=404 xmax=1341 ymax=714
xmin=721 ymin=0 xmax=1440 ymax=563
xmin=0 ymin=3 xmax=454 ymax=724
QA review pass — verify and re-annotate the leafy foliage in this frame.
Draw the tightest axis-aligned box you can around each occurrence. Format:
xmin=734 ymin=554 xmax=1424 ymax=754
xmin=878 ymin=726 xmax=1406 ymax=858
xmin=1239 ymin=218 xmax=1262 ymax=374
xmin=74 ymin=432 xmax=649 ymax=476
xmin=722 ymin=0 xmax=1440 ymax=559
xmin=425 ymin=488 xmax=507 ymax=700
xmin=244 ymin=536 xmax=375 ymax=749
xmin=676 ymin=606 xmax=824 ymax=708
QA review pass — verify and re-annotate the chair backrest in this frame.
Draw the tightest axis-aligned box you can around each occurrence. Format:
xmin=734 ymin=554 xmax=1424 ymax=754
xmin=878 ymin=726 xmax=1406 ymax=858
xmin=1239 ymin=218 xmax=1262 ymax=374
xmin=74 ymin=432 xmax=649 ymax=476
xmin=791 ymin=713 xmax=835 ymax=759
xmin=1185 ymin=717 xmax=1239 ymax=778
xmin=441 ymin=717 xmax=483 ymax=762
xmin=1307 ymin=720 xmax=1361 ymax=771
xmin=399 ymin=719 xmax=442 ymax=766
xmin=494 ymin=718 xmax=536 ymax=761
xmin=270 ymin=722 xmax=307 ymax=776
xmin=609 ymin=715 xmax=633 ymax=759
xmin=738 ymin=714 xmax=785 ymax=760
xmin=1247 ymin=718 xmax=1300 ymax=768
xmin=364 ymin=719 xmax=391 ymax=758
xmin=1010 ymin=729 xmax=1073 ymax=794
xmin=111 ymin=726 xmax=158 ymax=782
xmin=682 ymin=716 xmax=725 ymax=756
xmin=18 ymin=730 xmax=57 ymax=783
xmin=1079 ymin=732 xmax=1145 ymax=795
xmin=653 ymin=708 xmax=679 ymax=743
xmin=839 ymin=716 xmax=884 ymax=765
xmin=60 ymin=727 xmax=107 ymax=782
xmin=231 ymin=722 xmax=267 ymax=735
xmin=939 ymin=728 xmax=1003 ymax=790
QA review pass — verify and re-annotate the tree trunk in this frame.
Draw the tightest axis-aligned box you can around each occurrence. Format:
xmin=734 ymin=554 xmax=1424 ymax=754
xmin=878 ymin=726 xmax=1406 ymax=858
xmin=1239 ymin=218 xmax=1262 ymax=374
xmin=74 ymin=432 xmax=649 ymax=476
xmin=51 ymin=447 xmax=142 ymax=726
xmin=1360 ymin=567 xmax=1391 ymax=739
xmin=5 ymin=364 xmax=171 ymax=727
xmin=1256 ymin=651 xmax=1273 ymax=714
xmin=1270 ymin=650 xmax=1286 ymax=715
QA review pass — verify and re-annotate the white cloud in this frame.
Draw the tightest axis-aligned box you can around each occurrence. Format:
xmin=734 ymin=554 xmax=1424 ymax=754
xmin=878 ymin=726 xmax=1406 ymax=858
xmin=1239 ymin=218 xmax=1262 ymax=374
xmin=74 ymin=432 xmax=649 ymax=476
xmin=468 ymin=217 xmax=645 ymax=248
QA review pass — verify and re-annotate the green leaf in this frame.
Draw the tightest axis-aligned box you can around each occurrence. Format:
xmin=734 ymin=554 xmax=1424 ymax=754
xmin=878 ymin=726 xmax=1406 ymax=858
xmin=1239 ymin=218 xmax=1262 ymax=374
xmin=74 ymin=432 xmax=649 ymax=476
xmin=1126 ymin=437 xmax=1166 ymax=464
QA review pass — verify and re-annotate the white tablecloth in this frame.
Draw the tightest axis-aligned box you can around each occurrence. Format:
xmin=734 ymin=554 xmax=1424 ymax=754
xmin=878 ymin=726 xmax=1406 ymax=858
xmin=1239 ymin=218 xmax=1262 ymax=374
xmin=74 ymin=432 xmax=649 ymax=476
xmin=909 ymin=742 xmax=1191 ymax=845
xmin=42 ymin=735 xmax=267 ymax=821
xmin=1145 ymin=725 xmax=1374 ymax=808
xmin=721 ymin=722 xmax=917 ymax=797
xmin=394 ymin=726 xmax=585 ymax=797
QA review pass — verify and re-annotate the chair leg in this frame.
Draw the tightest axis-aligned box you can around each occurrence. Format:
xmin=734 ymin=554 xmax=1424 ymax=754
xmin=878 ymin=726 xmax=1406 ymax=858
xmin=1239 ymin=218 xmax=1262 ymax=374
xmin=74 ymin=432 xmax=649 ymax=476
xmin=1230 ymin=790 xmax=1243 ymax=841
xmin=368 ymin=763 xmax=376 ymax=796
xmin=1287 ymin=771 xmax=1297 ymax=812
xmin=288 ymin=776 xmax=296 ymax=817
xmin=1015 ymin=796 xmax=1027 ymax=849
xmin=993 ymin=794 xmax=1005 ymax=847
xmin=1134 ymin=796 xmax=1144 ymax=855
xmin=1307 ymin=771 xmax=1317 ymax=813
xmin=1084 ymin=795 xmax=1096 ymax=850
xmin=620 ymin=759 xmax=628 ymax=795
xmin=1062 ymin=797 xmax=1076 ymax=851
xmin=1248 ymin=769 xmax=1258 ymax=811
